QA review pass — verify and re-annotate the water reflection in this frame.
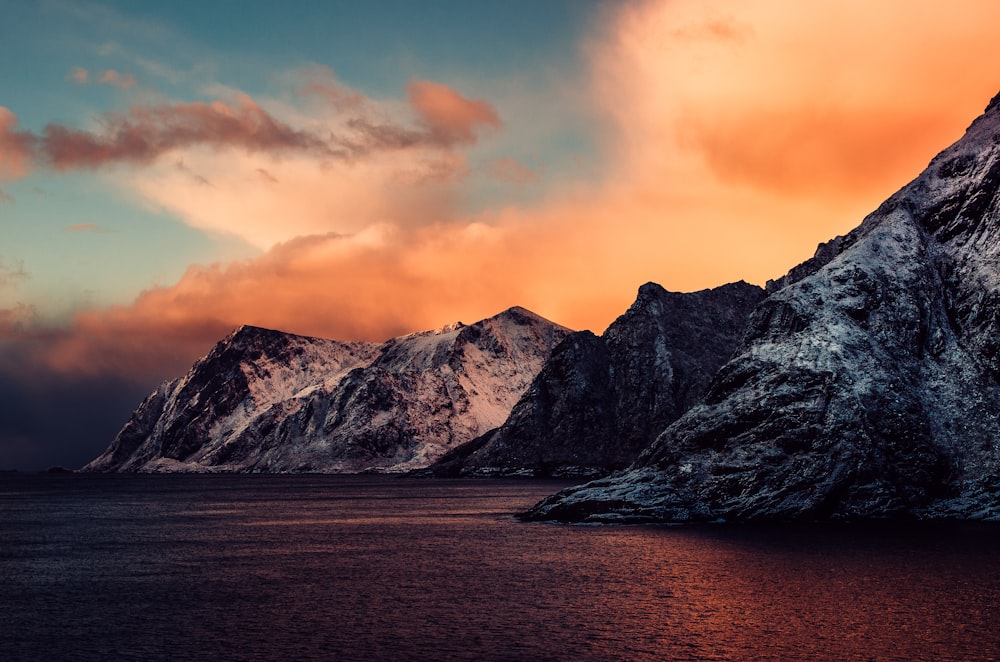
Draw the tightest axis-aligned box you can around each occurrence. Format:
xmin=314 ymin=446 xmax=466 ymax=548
xmin=643 ymin=523 xmax=1000 ymax=660
xmin=1 ymin=474 xmax=998 ymax=661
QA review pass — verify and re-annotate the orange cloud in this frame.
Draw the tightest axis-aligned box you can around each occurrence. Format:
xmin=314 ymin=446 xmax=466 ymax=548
xmin=40 ymin=96 xmax=334 ymax=171
xmin=25 ymin=201 xmax=639 ymax=379
xmin=0 ymin=108 xmax=33 ymax=176
xmin=67 ymin=67 xmax=90 ymax=84
xmin=65 ymin=223 xmax=113 ymax=233
xmin=300 ymin=65 xmax=366 ymax=112
xmin=677 ymin=106 xmax=958 ymax=199
xmin=8 ymin=79 xmax=504 ymax=246
xmin=98 ymin=70 xmax=137 ymax=89
xmin=569 ymin=0 xmax=1000 ymax=292
xmin=333 ymin=80 xmax=499 ymax=156
xmin=0 ymin=304 xmax=36 ymax=336
xmin=407 ymin=79 xmax=501 ymax=146
xmin=118 ymin=80 xmax=500 ymax=248
xmin=129 ymin=145 xmax=469 ymax=248
xmin=482 ymin=157 xmax=539 ymax=185
xmin=29 ymin=179 xmax=783 ymax=381
xmin=0 ymin=107 xmax=34 ymax=199
xmin=16 ymin=78 xmax=500 ymax=176
xmin=595 ymin=0 xmax=1000 ymax=201
xmin=37 ymin=226 xmax=538 ymax=379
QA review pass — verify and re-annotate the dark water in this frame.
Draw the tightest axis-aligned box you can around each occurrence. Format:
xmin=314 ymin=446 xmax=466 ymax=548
xmin=2 ymin=474 xmax=1000 ymax=661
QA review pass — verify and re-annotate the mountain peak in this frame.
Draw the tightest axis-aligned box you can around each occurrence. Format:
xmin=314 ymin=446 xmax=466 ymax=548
xmin=229 ymin=323 xmax=279 ymax=337
xmin=978 ymin=89 xmax=1000 ymax=120
xmin=434 ymin=321 xmax=466 ymax=334
xmin=222 ymin=324 xmax=303 ymax=348
xmin=422 ymin=305 xmax=557 ymax=337
xmin=635 ymin=281 xmax=668 ymax=299
xmin=484 ymin=306 xmax=567 ymax=330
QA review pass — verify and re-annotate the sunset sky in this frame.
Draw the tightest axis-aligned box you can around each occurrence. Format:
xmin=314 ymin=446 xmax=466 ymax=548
xmin=3 ymin=0 xmax=1000 ymax=469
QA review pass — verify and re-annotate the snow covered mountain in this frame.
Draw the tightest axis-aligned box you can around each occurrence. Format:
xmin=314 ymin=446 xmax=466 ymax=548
xmin=84 ymin=325 xmax=380 ymax=473
xmin=425 ymin=281 xmax=764 ymax=478
xmin=85 ymin=307 xmax=570 ymax=473
xmin=525 ymin=92 xmax=1000 ymax=523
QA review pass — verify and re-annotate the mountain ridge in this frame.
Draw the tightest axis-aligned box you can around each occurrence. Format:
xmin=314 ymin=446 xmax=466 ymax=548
xmin=85 ymin=307 xmax=571 ymax=473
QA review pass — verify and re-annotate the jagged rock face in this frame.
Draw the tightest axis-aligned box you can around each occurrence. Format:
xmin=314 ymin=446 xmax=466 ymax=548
xmin=440 ymin=330 xmax=617 ymax=477
xmin=84 ymin=326 xmax=379 ymax=472
xmin=440 ymin=282 xmax=764 ymax=477
xmin=525 ymin=92 xmax=1000 ymax=523
xmin=606 ymin=281 xmax=766 ymax=457
xmin=85 ymin=307 xmax=570 ymax=473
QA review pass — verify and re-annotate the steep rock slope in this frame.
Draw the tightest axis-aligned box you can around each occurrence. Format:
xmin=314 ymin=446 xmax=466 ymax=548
xmin=86 ymin=308 xmax=570 ymax=473
xmin=84 ymin=326 xmax=379 ymax=472
xmin=430 ymin=282 xmax=763 ymax=477
xmin=525 ymin=92 xmax=1000 ymax=523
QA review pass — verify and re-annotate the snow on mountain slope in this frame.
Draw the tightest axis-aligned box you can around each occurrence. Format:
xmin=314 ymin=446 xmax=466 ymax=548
xmin=84 ymin=326 xmax=379 ymax=472
xmin=85 ymin=308 xmax=570 ymax=473
xmin=524 ymin=91 xmax=1000 ymax=523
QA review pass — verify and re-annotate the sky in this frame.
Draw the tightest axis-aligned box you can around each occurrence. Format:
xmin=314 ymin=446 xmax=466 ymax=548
xmin=3 ymin=0 xmax=1000 ymax=470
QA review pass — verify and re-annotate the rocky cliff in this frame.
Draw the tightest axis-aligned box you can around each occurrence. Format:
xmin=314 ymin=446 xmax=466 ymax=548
xmin=427 ymin=281 xmax=763 ymax=478
xmin=524 ymin=92 xmax=1000 ymax=523
xmin=85 ymin=307 xmax=570 ymax=473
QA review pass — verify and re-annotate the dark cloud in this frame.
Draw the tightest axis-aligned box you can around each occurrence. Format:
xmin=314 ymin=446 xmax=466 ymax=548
xmin=0 ymin=304 xmax=35 ymax=335
xmin=175 ymin=160 xmax=212 ymax=186
xmin=0 ymin=257 xmax=28 ymax=288
xmin=0 ymin=326 xmax=202 ymax=471
xmin=98 ymin=69 xmax=137 ymax=89
xmin=38 ymin=97 xmax=338 ymax=170
xmin=67 ymin=67 xmax=90 ymax=84
xmin=331 ymin=81 xmax=501 ymax=158
xmin=3 ymin=79 xmax=501 ymax=181
xmin=340 ymin=117 xmax=427 ymax=153
xmin=0 ymin=366 xmax=152 ymax=471
xmin=64 ymin=223 xmax=114 ymax=234
xmin=0 ymin=107 xmax=34 ymax=194
xmin=256 ymin=168 xmax=279 ymax=183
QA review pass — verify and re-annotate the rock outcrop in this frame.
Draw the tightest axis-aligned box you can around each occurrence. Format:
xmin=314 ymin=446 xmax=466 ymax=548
xmin=524 ymin=92 xmax=1000 ymax=523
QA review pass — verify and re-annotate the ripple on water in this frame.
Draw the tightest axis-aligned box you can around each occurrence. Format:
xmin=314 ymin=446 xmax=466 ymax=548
xmin=1 ymin=474 xmax=999 ymax=661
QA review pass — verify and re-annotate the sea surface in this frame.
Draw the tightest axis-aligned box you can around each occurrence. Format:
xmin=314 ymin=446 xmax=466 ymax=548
xmin=1 ymin=473 xmax=999 ymax=661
